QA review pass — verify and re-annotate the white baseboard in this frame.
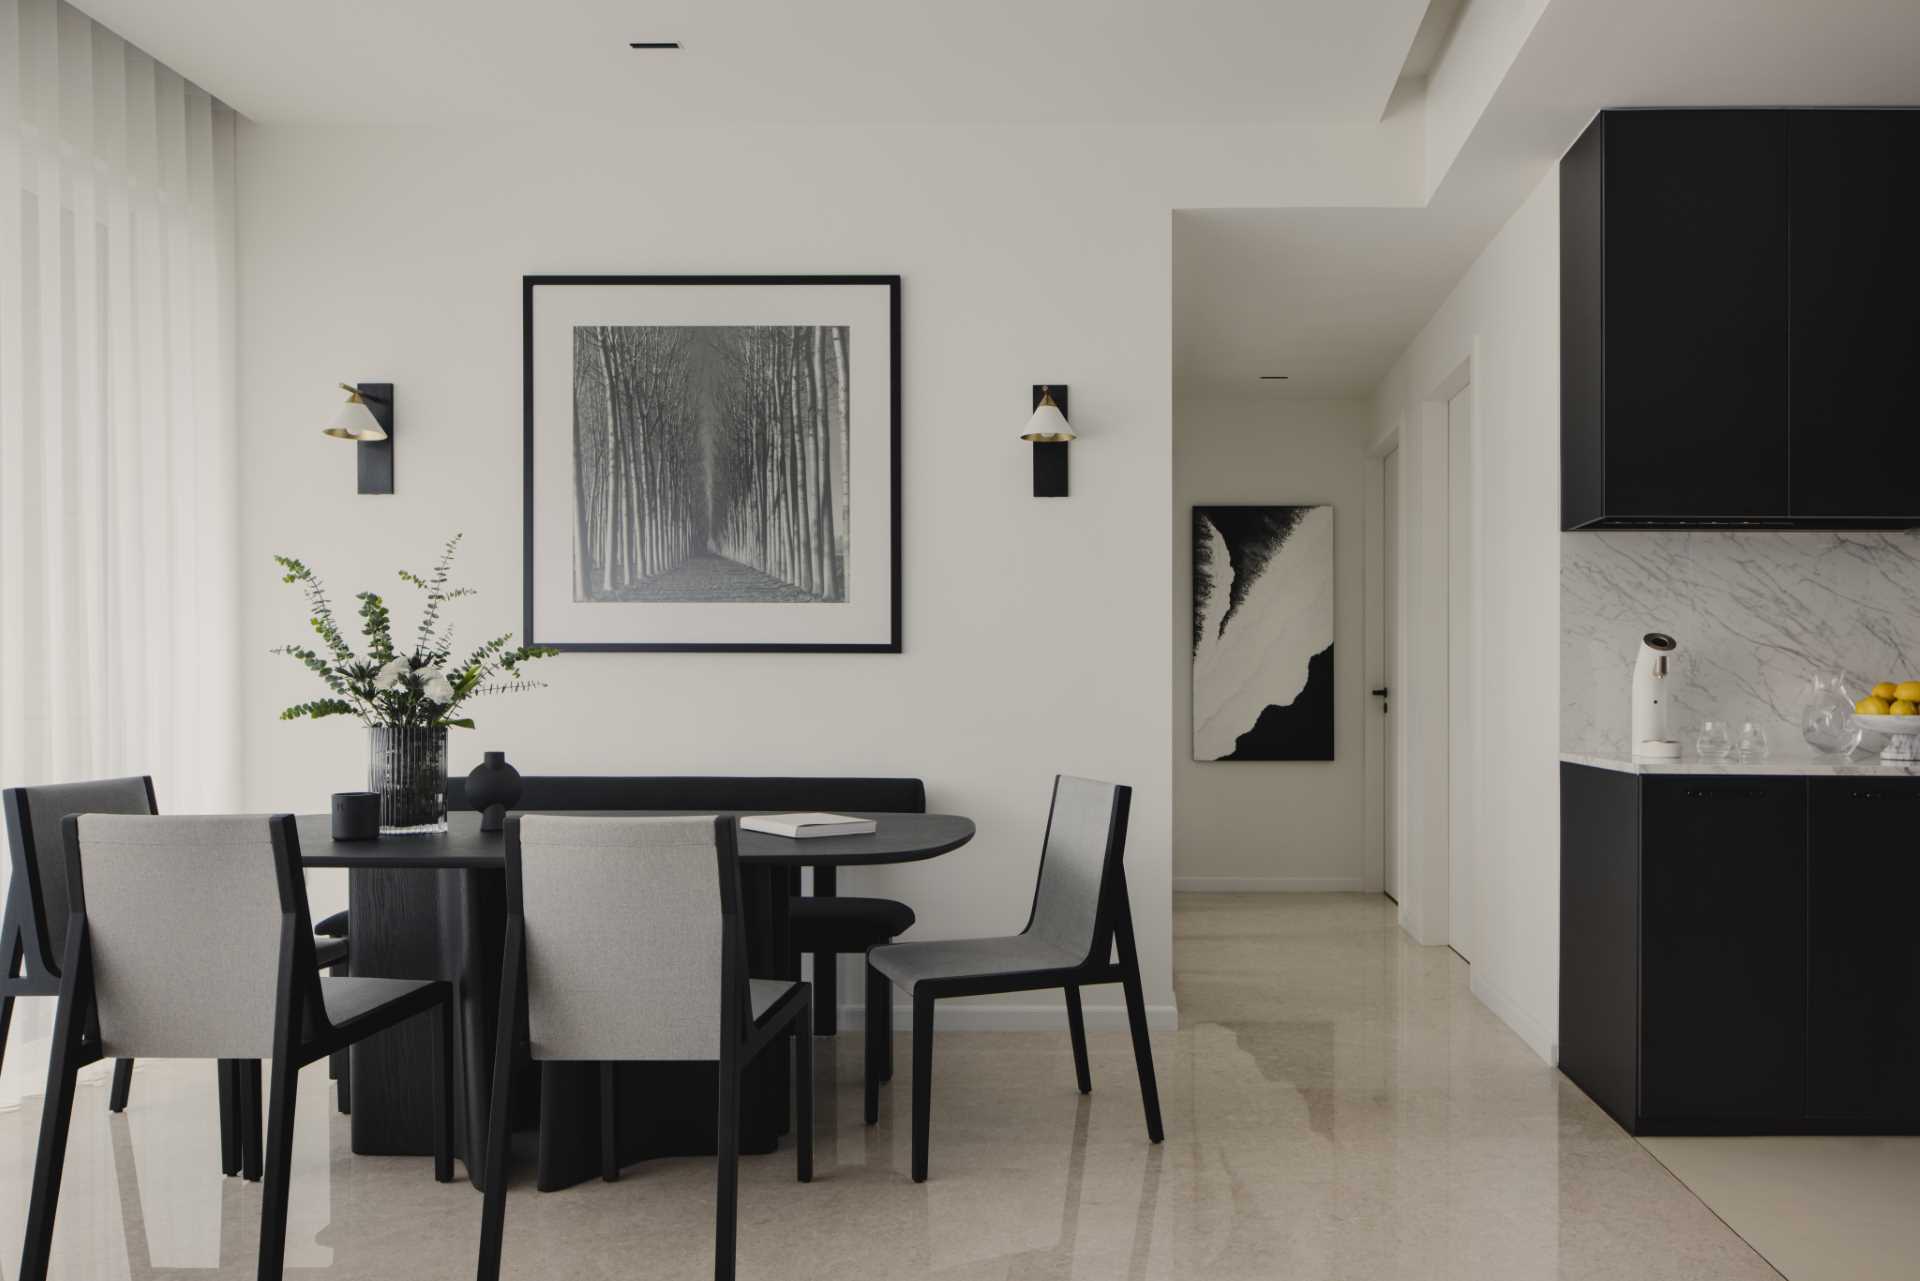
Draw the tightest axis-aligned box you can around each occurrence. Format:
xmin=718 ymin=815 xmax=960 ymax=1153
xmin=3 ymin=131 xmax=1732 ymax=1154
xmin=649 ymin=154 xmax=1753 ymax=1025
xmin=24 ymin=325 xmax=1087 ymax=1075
xmin=1469 ymin=968 xmax=1556 ymax=1066
xmin=836 ymin=1001 xmax=1178 ymax=1033
xmin=1173 ymin=876 xmax=1367 ymax=893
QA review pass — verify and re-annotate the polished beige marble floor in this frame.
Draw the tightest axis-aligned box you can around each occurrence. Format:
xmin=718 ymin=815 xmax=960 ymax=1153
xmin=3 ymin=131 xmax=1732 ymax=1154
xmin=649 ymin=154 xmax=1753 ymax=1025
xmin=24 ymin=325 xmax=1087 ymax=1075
xmin=0 ymin=893 xmax=1784 ymax=1280
xmin=1642 ymin=1135 xmax=1920 ymax=1281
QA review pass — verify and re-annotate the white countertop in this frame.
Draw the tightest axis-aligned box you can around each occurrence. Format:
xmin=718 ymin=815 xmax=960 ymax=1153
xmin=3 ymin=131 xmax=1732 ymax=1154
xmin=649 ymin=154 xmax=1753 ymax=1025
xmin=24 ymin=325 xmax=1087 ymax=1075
xmin=1562 ymin=750 xmax=1920 ymax=777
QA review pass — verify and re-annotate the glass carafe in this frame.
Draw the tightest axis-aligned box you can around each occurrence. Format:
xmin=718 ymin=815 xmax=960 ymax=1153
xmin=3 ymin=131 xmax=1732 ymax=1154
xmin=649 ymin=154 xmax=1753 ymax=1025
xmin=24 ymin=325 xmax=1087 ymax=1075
xmin=1800 ymin=673 xmax=1863 ymax=755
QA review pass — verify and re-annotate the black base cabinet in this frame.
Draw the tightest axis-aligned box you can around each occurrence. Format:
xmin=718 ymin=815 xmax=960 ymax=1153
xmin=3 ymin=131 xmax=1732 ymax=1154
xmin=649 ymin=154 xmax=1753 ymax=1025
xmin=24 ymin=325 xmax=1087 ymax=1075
xmin=1640 ymin=777 xmax=1807 ymax=1124
xmin=1807 ymin=779 xmax=1920 ymax=1122
xmin=1560 ymin=763 xmax=1920 ymax=1135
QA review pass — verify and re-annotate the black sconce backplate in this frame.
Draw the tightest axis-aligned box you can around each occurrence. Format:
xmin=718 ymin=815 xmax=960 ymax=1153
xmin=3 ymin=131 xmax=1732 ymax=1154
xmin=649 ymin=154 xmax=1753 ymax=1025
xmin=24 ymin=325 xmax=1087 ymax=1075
xmin=356 ymin=383 xmax=394 ymax=495
xmin=1031 ymin=384 xmax=1069 ymax=498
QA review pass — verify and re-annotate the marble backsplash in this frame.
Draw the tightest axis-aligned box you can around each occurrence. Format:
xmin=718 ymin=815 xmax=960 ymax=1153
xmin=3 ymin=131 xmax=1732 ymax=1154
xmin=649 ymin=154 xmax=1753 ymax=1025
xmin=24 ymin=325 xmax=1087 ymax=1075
xmin=1562 ymin=531 xmax=1920 ymax=755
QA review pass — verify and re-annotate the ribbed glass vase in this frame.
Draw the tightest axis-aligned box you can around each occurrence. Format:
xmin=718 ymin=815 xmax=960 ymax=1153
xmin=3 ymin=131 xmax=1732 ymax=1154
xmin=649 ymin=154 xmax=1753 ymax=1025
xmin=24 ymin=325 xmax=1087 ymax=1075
xmin=368 ymin=725 xmax=448 ymax=834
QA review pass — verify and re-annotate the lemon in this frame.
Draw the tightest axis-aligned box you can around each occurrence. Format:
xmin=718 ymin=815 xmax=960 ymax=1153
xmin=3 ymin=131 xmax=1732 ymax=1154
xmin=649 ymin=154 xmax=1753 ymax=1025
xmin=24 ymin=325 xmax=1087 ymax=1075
xmin=1873 ymin=682 xmax=1900 ymax=700
xmin=1858 ymin=696 xmax=1892 ymax=715
xmin=1894 ymin=700 xmax=1918 ymax=716
xmin=1896 ymin=682 xmax=1920 ymax=704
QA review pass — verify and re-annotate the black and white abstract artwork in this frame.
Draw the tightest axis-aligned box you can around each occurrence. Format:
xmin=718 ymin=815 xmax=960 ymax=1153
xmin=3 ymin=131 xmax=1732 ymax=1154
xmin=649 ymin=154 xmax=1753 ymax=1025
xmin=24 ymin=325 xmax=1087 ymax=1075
xmin=524 ymin=276 xmax=900 ymax=652
xmin=571 ymin=325 xmax=850 ymax=604
xmin=1191 ymin=505 xmax=1334 ymax=761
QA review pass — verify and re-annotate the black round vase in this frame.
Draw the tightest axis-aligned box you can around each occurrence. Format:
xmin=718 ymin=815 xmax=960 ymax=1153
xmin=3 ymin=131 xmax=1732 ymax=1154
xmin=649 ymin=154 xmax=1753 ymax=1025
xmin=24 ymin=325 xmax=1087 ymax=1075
xmin=465 ymin=750 xmax=523 ymax=832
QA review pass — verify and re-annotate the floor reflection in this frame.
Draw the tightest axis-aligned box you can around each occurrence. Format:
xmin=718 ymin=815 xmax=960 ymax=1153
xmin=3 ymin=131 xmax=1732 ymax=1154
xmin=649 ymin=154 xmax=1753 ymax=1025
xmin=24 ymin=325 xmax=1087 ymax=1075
xmin=0 ymin=895 xmax=1788 ymax=1280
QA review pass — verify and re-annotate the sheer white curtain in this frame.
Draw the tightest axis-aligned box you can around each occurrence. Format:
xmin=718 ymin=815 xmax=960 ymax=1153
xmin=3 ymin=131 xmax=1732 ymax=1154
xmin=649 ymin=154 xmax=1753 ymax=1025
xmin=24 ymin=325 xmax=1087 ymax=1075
xmin=0 ymin=0 xmax=241 ymax=1105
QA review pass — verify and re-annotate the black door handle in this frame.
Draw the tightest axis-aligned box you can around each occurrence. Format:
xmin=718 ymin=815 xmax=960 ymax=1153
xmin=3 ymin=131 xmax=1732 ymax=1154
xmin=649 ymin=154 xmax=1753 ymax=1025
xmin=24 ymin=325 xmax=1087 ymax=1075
xmin=1371 ymin=688 xmax=1389 ymax=697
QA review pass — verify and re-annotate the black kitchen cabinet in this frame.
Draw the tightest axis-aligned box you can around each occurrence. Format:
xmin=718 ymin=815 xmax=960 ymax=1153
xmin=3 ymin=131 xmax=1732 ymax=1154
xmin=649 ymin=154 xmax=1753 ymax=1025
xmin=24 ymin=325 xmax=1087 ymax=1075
xmin=1560 ymin=763 xmax=1919 ymax=1135
xmin=1561 ymin=111 xmax=1790 ymax=528
xmin=1807 ymin=779 xmax=1920 ymax=1121
xmin=1559 ymin=763 xmax=1640 ymax=1127
xmin=1561 ymin=108 xmax=1920 ymax=531
xmin=1639 ymin=778 xmax=1806 ymax=1121
xmin=1789 ymin=112 xmax=1920 ymax=520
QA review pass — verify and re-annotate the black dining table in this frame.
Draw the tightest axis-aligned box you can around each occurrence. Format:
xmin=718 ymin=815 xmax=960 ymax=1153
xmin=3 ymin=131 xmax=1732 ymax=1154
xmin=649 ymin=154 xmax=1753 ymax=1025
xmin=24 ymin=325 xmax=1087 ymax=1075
xmin=296 ymin=808 xmax=974 ymax=1190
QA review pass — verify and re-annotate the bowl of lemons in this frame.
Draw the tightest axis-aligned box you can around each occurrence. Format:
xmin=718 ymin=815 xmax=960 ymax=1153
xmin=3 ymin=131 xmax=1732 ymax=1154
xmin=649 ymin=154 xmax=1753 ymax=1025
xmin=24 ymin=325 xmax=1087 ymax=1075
xmin=1852 ymin=681 xmax=1920 ymax=761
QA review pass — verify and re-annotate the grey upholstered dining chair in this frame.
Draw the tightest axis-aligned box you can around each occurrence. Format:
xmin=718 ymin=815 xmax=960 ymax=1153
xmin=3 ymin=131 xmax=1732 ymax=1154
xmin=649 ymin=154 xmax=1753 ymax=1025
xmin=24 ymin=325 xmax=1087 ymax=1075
xmin=478 ymin=815 xmax=814 ymax=1281
xmin=864 ymin=775 xmax=1162 ymax=1182
xmin=1 ymin=778 xmax=349 ymax=1180
xmin=19 ymin=813 xmax=453 ymax=1281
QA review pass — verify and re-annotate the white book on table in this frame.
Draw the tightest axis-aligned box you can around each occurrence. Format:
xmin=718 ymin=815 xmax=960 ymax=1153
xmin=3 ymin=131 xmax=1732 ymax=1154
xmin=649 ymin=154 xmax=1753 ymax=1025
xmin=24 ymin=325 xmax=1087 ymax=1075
xmin=738 ymin=812 xmax=877 ymax=839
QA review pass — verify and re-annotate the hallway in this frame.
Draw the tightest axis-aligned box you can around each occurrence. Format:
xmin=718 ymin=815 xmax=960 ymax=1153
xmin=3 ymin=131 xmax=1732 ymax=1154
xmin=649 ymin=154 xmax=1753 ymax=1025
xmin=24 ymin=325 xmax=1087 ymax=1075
xmin=0 ymin=894 xmax=1782 ymax=1280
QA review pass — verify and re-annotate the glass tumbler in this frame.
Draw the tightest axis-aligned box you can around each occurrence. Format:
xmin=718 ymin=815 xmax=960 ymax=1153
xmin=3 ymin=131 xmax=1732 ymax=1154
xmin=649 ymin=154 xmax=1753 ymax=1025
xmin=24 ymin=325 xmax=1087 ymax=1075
xmin=1735 ymin=721 xmax=1770 ymax=763
xmin=1696 ymin=721 xmax=1732 ymax=760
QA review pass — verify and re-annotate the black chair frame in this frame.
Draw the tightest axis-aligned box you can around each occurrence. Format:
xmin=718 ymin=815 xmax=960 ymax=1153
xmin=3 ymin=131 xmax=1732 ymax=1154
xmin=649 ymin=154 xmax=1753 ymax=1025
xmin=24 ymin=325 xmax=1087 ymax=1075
xmin=864 ymin=782 xmax=1163 ymax=1182
xmin=2 ymin=782 xmax=160 ymax=1106
xmin=19 ymin=814 xmax=453 ymax=1281
xmin=478 ymin=815 xmax=814 ymax=1281
xmin=2 ymin=780 xmax=336 ymax=1180
xmin=457 ymin=774 xmax=890 ymax=1184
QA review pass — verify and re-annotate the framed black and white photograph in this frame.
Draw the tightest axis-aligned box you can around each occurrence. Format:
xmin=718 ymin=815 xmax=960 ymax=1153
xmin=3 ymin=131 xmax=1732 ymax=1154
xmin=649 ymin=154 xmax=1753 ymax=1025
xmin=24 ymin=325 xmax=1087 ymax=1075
xmin=524 ymin=275 xmax=901 ymax=651
xmin=1191 ymin=504 xmax=1334 ymax=761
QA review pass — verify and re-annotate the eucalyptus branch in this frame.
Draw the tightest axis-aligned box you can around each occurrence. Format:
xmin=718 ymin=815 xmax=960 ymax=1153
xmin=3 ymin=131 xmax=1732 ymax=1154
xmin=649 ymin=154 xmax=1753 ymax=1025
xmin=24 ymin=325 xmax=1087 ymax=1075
xmin=407 ymin=533 xmax=464 ymax=655
xmin=280 ymin=698 xmax=357 ymax=721
xmin=273 ymin=555 xmax=355 ymax=663
xmin=471 ymin=678 xmax=548 ymax=697
xmin=357 ymin=592 xmax=396 ymax=665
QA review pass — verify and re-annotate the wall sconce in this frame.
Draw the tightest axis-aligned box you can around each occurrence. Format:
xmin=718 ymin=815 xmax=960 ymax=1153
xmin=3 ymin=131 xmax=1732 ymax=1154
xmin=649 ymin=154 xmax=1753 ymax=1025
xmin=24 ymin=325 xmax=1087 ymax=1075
xmin=1020 ymin=384 xmax=1074 ymax=497
xmin=323 ymin=382 xmax=394 ymax=494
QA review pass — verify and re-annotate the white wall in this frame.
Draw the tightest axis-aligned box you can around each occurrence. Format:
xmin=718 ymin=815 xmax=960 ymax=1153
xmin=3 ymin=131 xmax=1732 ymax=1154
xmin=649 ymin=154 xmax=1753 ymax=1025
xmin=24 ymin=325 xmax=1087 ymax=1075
xmin=1372 ymin=167 xmax=1560 ymax=1062
xmin=1172 ymin=396 xmax=1377 ymax=890
xmin=234 ymin=121 xmax=1415 ymax=1030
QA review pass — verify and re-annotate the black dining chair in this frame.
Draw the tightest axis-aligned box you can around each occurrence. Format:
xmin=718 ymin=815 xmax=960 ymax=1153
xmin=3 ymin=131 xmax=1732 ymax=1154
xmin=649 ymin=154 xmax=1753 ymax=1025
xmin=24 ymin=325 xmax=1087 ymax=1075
xmin=864 ymin=775 xmax=1162 ymax=1182
xmin=1 ymin=778 xmax=348 ymax=1179
xmin=776 ymin=777 xmax=924 ymax=1069
xmin=789 ymin=892 xmax=912 ymax=1074
xmin=445 ymin=774 xmax=921 ymax=1125
xmin=478 ymin=814 xmax=813 ymax=1281
xmin=20 ymin=812 xmax=453 ymax=1281
xmin=314 ymin=908 xmax=352 ymax=1112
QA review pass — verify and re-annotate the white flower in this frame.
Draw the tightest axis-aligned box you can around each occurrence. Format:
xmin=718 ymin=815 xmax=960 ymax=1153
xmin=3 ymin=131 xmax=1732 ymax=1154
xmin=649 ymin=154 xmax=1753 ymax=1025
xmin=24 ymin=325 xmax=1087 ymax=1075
xmin=374 ymin=657 xmax=411 ymax=691
xmin=424 ymin=673 xmax=456 ymax=704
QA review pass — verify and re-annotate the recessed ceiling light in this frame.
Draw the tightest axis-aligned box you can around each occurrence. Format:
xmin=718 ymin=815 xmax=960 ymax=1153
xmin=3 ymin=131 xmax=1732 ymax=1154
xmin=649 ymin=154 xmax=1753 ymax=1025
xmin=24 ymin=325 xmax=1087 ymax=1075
xmin=629 ymin=41 xmax=681 ymax=49
xmin=1259 ymin=375 xmax=1289 ymax=380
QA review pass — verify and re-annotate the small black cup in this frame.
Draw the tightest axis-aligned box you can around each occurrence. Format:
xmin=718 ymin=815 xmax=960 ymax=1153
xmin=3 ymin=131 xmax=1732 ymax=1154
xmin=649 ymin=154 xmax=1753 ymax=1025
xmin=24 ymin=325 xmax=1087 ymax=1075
xmin=332 ymin=791 xmax=381 ymax=841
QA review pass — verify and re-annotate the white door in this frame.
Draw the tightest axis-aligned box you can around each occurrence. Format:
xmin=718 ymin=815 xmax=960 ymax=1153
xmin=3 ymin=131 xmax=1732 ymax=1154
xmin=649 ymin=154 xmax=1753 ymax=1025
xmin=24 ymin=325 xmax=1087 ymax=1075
xmin=1446 ymin=384 xmax=1474 ymax=962
xmin=1383 ymin=447 xmax=1400 ymax=902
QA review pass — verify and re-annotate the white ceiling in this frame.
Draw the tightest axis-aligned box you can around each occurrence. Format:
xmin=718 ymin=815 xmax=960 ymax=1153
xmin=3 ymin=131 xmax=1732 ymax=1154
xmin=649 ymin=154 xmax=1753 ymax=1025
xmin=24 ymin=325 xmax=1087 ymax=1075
xmin=1175 ymin=207 xmax=1481 ymax=397
xmin=1177 ymin=0 xmax=1920 ymax=398
xmin=71 ymin=0 xmax=1432 ymax=126
xmin=74 ymin=0 xmax=1920 ymax=401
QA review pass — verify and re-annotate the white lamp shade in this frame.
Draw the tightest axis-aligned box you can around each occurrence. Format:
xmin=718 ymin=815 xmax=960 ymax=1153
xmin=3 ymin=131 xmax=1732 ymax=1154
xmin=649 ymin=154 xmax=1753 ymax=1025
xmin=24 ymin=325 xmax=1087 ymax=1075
xmin=1020 ymin=399 xmax=1075 ymax=443
xmin=323 ymin=392 xmax=387 ymax=442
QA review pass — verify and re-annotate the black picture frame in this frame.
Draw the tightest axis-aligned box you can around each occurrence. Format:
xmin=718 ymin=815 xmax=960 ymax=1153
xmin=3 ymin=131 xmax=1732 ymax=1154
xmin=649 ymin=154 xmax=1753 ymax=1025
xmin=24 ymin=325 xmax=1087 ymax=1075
xmin=1191 ymin=503 xmax=1335 ymax=761
xmin=522 ymin=275 xmax=902 ymax=653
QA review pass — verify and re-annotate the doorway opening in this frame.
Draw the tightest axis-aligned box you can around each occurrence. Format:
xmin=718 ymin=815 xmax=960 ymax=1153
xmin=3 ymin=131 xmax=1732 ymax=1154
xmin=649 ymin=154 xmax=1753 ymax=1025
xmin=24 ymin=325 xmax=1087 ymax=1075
xmin=1373 ymin=363 xmax=1475 ymax=956
xmin=1382 ymin=445 xmax=1400 ymax=904
xmin=1445 ymin=381 xmax=1474 ymax=964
